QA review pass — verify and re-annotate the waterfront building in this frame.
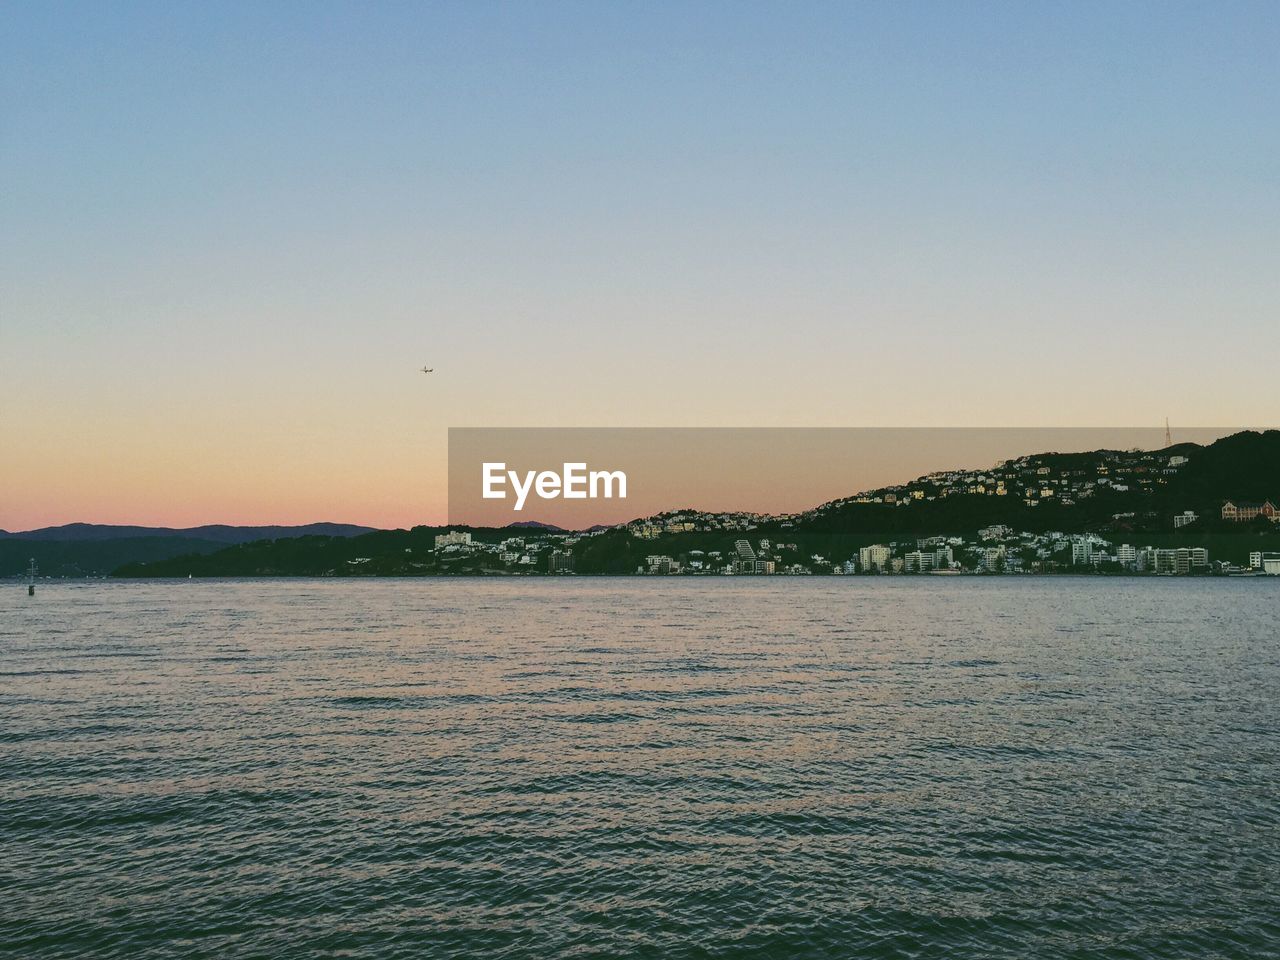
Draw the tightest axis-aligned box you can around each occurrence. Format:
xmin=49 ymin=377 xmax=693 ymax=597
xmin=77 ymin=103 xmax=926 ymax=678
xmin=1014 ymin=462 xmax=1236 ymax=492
xmin=1252 ymin=551 xmax=1280 ymax=574
xmin=548 ymin=549 xmax=575 ymax=573
xmin=644 ymin=555 xmax=675 ymax=574
xmin=1154 ymin=547 xmax=1208 ymax=574
xmin=1180 ymin=547 xmax=1209 ymax=573
xmin=1071 ymin=538 xmax=1093 ymax=566
xmin=903 ymin=550 xmax=936 ymax=573
xmin=858 ymin=544 xmax=891 ymax=573
xmin=730 ymin=539 xmax=774 ymax=574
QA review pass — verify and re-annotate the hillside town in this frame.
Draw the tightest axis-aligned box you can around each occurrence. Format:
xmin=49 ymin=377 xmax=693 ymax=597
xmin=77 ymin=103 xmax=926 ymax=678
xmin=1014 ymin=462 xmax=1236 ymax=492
xmin=809 ymin=448 xmax=1272 ymax=517
xmin=632 ymin=531 xmax=1280 ymax=577
xmin=424 ymin=439 xmax=1280 ymax=578
xmin=430 ymin=526 xmax=1280 ymax=577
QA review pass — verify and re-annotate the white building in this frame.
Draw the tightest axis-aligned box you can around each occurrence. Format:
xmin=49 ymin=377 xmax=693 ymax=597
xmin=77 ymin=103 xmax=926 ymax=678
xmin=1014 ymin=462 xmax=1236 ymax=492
xmin=1071 ymin=538 xmax=1093 ymax=566
xmin=858 ymin=544 xmax=891 ymax=572
xmin=980 ymin=545 xmax=1006 ymax=572
xmin=645 ymin=555 xmax=676 ymax=574
xmin=1153 ymin=547 xmax=1208 ymax=574
xmin=903 ymin=550 xmax=936 ymax=573
xmin=1181 ymin=547 xmax=1209 ymax=573
xmin=1252 ymin=551 xmax=1280 ymax=575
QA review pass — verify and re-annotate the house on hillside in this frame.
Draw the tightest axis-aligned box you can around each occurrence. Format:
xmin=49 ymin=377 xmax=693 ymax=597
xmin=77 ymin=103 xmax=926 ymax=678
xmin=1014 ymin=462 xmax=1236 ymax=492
xmin=1221 ymin=500 xmax=1278 ymax=522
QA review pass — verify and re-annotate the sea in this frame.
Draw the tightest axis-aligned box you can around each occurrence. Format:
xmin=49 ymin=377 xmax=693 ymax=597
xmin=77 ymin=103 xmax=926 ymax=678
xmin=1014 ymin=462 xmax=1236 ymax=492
xmin=2 ymin=578 xmax=1278 ymax=959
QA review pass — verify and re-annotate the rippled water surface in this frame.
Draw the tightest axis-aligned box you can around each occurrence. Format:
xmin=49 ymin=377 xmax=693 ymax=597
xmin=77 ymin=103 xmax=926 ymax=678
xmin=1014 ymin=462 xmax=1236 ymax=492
xmin=3 ymin=578 xmax=1279 ymax=958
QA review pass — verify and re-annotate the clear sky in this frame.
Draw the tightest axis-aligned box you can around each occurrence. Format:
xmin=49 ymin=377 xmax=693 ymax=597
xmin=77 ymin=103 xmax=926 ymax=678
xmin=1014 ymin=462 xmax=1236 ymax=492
xmin=3 ymin=1 xmax=1277 ymax=529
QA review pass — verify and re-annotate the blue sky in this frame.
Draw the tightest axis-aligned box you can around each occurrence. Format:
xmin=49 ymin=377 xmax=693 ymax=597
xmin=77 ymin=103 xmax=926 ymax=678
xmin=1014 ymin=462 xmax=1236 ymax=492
xmin=2 ymin=1 xmax=1277 ymax=525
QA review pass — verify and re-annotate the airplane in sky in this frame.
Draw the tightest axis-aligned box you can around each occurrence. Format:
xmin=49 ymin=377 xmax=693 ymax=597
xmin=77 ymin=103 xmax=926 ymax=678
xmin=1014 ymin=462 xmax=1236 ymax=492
xmin=420 ymin=366 xmax=433 ymax=374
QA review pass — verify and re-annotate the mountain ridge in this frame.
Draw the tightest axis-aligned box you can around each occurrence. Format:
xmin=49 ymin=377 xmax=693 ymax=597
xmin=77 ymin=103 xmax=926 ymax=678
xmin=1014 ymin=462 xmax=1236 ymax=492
xmin=0 ymin=522 xmax=377 ymax=543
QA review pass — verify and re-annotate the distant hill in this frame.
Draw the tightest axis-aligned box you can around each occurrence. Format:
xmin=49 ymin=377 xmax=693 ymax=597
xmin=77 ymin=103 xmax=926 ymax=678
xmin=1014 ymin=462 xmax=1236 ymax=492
xmin=0 ymin=523 xmax=379 ymax=578
xmin=0 ymin=522 xmax=376 ymax=543
xmin=2 ymin=537 xmax=229 ymax=578
xmin=113 ymin=526 xmax=515 ymax=578
xmin=505 ymin=520 xmax=616 ymax=533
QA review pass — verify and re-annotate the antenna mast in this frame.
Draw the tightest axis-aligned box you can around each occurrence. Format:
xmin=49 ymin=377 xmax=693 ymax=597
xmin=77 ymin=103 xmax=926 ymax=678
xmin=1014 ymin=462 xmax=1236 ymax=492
xmin=1164 ymin=418 xmax=1172 ymax=447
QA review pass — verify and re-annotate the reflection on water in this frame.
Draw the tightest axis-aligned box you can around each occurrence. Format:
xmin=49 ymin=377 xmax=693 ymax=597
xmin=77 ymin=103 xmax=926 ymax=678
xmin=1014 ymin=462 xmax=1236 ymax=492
xmin=2 ymin=578 xmax=1278 ymax=958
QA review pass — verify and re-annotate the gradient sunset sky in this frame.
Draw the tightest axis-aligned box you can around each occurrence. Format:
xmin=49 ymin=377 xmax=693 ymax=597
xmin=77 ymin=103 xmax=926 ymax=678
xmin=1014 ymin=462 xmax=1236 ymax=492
xmin=3 ymin=2 xmax=1277 ymax=530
